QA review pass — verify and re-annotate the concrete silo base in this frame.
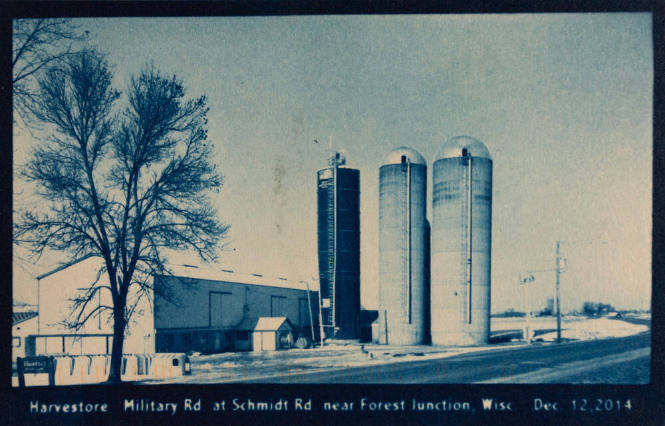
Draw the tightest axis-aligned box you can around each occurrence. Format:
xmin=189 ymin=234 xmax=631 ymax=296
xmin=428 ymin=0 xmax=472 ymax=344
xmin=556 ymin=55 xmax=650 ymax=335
xmin=375 ymin=310 xmax=426 ymax=345
xmin=431 ymin=331 xmax=490 ymax=347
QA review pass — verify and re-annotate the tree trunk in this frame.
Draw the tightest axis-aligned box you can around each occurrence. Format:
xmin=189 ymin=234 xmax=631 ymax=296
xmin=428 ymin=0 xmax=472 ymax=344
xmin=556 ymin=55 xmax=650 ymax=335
xmin=107 ymin=307 xmax=126 ymax=383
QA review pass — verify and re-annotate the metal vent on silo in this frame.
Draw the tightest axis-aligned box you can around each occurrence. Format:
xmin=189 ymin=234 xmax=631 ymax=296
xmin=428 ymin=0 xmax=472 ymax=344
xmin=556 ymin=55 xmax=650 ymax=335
xmin=431 ymin=136 xmax=492 ymax=346
xmin=377 ymin=147 xmax=428 ymax=345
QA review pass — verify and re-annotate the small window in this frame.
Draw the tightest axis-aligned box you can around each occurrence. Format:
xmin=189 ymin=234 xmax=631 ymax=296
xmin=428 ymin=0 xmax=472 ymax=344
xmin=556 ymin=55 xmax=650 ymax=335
xmin=401 ymin=155 xmax=407 ymax=164
xmin=462 ymin=148 xmax=468 ymax=157
xmin=12 ymin=337 xmax=20 ymax=348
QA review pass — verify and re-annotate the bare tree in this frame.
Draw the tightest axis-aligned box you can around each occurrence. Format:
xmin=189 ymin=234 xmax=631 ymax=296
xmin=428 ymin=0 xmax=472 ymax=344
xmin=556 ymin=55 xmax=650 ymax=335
xmin=13 ymin=18 xmax=88 ymax=129
xmin=14 ymin=50 xmax=228 ymax=383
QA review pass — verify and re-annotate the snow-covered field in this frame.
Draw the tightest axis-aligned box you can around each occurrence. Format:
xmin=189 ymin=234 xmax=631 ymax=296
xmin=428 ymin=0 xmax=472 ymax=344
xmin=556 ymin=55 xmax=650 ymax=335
xmin=537 ymin=317 xmax=648 ymax=341
xmin=491 ymin=316 xmax=559 ymax=331
xmin=491 ymin=316 xmax=649 ymax=341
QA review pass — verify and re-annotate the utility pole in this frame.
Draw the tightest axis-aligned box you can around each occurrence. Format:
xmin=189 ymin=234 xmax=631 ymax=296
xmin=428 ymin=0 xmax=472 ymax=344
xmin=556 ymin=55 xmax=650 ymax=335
xmin=466 ymin=151 xmax=473 ymax=324
xmin=555 ymin=240 xmax=561 ymax=344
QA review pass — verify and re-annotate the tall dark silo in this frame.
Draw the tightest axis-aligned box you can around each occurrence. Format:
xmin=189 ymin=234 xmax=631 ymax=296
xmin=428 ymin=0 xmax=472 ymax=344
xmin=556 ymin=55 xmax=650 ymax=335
xmin=431 ymin=136 xmax=492 ymax=345
xmin=317 ymin=152 xmax=360 ymax=339
xmin=377 ymin=147 xmax=428 ymax=345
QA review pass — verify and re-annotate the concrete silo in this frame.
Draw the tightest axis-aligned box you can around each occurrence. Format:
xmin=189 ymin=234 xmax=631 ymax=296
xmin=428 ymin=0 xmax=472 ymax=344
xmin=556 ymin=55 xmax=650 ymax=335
xmin=317 ymin=151 xmax=360 ymax=339
xmin=377 ymin=147 xmax=428 ymax=345
xmin=431 ymin=136 xmax=492 ymax=345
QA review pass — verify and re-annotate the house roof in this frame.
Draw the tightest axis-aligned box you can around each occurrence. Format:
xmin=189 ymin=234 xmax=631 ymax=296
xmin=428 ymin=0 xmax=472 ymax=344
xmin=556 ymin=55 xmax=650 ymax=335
xmin=254 ymin=317 xmax=292 ymax=332
xmin=36 ymin=254 xmax=96 ymax=280
xmin=13 ymin=311 xmax=38 ymax=326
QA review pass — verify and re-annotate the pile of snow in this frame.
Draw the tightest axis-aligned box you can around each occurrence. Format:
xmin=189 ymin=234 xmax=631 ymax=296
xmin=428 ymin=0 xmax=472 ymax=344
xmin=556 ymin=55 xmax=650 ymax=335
xmin=538 ymin=318 xmax=647 ymax=342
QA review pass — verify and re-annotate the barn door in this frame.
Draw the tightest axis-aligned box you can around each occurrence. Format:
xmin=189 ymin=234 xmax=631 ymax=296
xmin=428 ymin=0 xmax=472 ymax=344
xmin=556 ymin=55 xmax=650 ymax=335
xmin=210 ymin=292 xmax=231 ymax=327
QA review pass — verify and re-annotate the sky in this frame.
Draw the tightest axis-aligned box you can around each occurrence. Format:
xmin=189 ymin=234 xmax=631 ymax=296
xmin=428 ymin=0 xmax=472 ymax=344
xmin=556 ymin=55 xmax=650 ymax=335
xmin=13 ymin=14 xmax=652 ymax=313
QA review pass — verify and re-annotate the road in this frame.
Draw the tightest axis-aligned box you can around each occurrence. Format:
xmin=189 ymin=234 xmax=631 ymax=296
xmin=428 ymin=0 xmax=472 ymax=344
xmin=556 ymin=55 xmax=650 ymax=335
xmin=233 ymin=332 xmax=650 ymax=384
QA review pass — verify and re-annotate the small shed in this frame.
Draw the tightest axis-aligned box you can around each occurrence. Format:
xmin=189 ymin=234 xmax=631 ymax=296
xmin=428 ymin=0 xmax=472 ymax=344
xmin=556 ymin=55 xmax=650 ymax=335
xmin=252 ymin=317 xmax=294 ymax=352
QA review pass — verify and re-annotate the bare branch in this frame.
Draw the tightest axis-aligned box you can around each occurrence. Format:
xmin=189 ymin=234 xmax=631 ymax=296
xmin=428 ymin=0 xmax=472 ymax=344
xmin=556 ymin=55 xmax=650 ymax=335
xmin=61 ymin=266 xmax=111 ymax=331
xmin=13 ymin=19 xmax=89 ymax=128
xmin=62 ymin=303 xmax=113 ymax=332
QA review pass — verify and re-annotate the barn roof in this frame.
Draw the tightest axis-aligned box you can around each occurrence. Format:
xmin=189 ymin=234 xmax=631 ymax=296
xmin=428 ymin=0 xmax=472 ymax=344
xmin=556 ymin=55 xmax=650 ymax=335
xmin=34 ymin=257 xmax=319 ymax=293
xmin=165 ymin=264 xmax=319 ymax=292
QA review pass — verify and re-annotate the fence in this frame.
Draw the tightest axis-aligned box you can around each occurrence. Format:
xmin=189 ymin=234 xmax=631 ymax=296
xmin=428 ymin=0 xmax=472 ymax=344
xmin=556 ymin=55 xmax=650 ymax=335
xmin=16 ymin=353 xmax=189 ymax=386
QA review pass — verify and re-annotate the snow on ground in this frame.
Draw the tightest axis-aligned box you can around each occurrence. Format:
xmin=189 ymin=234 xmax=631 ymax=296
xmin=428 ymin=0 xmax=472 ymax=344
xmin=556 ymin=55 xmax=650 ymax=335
xmin=154 ymin=316 xmax=649 ymax=383
xmin=191 ymin=343 xmax=510 ymax=372
xmin=161 ymin=315 xmax=649 ymax=384
xmin=491 ymin=315 xmax=649 ymax=339
xmin=631 ymin=313 xmax=652 ymax=320
xmin=537 ymin=317 xmax=648 ymax=341
xmin=491 ymin=316 xmax=559 ymax=331
xmin=141 ymin=342 xmax=530 ymax=384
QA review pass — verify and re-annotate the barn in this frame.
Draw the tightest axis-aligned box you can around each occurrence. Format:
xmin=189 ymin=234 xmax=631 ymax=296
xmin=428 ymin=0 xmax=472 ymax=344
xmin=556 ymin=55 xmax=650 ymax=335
xmin=23 ymin=256 xmax=319 ymax=357
xmin=154 ymin=265 xmax=319 ymax=353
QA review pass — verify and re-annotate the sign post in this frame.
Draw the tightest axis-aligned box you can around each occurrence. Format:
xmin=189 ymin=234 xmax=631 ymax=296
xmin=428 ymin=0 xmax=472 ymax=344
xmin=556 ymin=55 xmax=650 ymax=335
xmin=17 ymin=356 xmax=55 ymax=387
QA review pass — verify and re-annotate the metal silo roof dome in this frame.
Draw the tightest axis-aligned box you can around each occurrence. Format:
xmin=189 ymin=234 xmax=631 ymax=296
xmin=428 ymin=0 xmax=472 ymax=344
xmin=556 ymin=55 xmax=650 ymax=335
xmin=383 ymin=146 xmax=427 ymax=166
xmin=436 ymin=136 xmax=491 ymax=160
